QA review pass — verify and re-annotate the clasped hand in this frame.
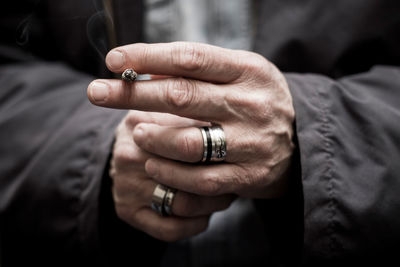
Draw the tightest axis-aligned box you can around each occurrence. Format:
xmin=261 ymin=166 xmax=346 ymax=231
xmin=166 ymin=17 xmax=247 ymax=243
xmin=87 ymin=42 xmax=295 ymax=241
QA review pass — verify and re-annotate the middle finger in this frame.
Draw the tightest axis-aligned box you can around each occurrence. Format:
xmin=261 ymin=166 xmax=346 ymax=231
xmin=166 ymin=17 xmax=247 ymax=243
xmin=87 ymin=77 xmax=228 ymax=122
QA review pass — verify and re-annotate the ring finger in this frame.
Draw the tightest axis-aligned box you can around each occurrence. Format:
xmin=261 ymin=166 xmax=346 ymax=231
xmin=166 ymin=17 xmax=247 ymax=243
xmin=117 ymin=175 xmax=234 ymax=218
xmin=133 ymin=123 xmax=248 ymax=163
xmin=148 ymin=181 xmax=235 ymax=217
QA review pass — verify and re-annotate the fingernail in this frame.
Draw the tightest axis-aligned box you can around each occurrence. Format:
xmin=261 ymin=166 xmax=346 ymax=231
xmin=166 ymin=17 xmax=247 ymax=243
xmin=146 ymin=159 xmax=159 ymax=178
xmin=107 ymin=50 xmax=125 ymax=69
xmin=90 ymin=82 xmax=109 ymax=103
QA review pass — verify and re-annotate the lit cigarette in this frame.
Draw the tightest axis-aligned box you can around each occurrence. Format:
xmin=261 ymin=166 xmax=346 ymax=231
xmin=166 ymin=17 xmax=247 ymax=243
xmin=122 ymin=68 xmax=137 ymax=82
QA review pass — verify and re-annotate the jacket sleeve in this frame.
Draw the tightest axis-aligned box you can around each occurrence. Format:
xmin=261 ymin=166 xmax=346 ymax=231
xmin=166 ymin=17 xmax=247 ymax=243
xmin=0 ymin=61 xmax=162 ymax=266
xmin=285 ymin=65 xmax=400 ymax=264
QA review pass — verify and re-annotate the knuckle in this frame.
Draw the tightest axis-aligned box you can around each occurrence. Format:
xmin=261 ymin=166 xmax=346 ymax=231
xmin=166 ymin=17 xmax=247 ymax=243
xmin=134 ymin=123 xmax=153 ymax=149
xmin=230 ymin=165 xmax=266 ymax=193
xmin=198 ymin=173 xmax=222 ymax=196
xmin=224 ymin=92 xmax=249 ymax=109
xmin=225 ymin=92 xmax=272 ymax=122
xmin=255 ymin=166 xmax=272 ymax=186
xmin=125 ymin=111 xmax=142 ymax=127
xmin=230 ymin=166 xmax=248 ymax=186
xmin=108 ymin=161 xmax=117 ymax=178
xmin=113 ymin=144 xmax=139 ymax=163
xmin=241 ymin=166 xmax=271 ymax=189
xmin=238 ymin=52 xmax=270 ymax=78
xmin=172 ymin=42 xmax=208 ymax=72
xmin=246 ymin=53 xmax=269 ymax=71
xmin=164 ymin=78 xmax=196 ymax=109
xmin=251 ymin=95 xmax=273 ymax=120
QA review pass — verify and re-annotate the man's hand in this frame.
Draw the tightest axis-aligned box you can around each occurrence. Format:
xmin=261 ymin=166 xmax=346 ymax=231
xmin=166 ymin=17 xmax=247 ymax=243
xmin=110 ymin=110 xmax=233 ymax=241
xmin=89 ymin=42 xmax=295 ymax=199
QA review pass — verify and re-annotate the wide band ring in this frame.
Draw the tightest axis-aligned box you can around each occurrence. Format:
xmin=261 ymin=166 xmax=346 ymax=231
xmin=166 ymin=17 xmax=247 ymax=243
xmin=200 ymin=125 xmax=227 ymax=162
xmin=151 ymin=184 xmax=176 ymax=216
xmin=163 ymin=188 xmax=177 ymax=216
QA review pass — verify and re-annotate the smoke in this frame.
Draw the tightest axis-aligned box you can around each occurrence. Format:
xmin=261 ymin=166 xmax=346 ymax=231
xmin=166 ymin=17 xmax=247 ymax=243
xmin=15 ymin=14 xmax=33 ymax=46
xmin=87 ymin=11 xmax=110 ymax=60
xmin=15 ymin=0 xmax=113 ymax=61
xmin=87 ymin=0 xmax=115 ymax=60
xmin=15 ymin=0 xmax=43 ymax=46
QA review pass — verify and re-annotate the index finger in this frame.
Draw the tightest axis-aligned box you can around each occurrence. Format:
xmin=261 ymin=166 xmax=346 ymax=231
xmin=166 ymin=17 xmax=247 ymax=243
xmin=106 ymin=42 xmax=243 ymax=83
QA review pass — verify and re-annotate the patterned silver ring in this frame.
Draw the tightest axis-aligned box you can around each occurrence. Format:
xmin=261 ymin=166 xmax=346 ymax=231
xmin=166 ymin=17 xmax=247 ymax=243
xmin=199 ymin=125 xmax=226 ymax=162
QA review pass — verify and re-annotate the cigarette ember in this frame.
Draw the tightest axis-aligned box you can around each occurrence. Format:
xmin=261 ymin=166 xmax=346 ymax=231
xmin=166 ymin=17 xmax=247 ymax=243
xmin=122 ymin=68 xmax=137 ymax=82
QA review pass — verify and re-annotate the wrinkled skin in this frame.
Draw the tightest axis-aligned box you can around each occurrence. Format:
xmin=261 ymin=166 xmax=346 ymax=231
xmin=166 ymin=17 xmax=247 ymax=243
xmin=88 ymin=42 xmax=295 ymax=241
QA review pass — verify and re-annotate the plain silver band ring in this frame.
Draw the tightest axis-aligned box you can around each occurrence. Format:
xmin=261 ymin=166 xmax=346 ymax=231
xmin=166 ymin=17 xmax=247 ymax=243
xmin=151 ymin=184 xmax=168 ymax=216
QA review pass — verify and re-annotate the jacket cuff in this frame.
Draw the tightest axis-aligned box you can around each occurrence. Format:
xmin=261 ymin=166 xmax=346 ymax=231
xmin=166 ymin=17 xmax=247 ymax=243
xmin=285 ymin=73 xmax=338 ymax=261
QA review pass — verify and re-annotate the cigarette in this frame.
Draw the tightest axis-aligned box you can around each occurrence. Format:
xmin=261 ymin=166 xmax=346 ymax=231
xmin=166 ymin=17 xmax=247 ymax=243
xmin=122 ymin=68 xmax=137 ymax=82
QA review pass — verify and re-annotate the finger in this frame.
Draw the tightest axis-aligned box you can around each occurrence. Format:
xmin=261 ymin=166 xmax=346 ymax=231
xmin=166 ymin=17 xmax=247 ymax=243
xmin=115 ymin=112 xmax=211 ymax=169
xmin=133 ymin=123 xmax=204 ymax=163
xmin=113 ymin=177 xmax=210 ymax=242
xmin=133 ymin=123 xmax=247 ymax=163
xmin=114 ymin=111 xmax=208 ymax=169
xmin=145 ymin=158 xmax=248 ymax=196
xmin=146 ymin=158 xmax=287 ymax=198
xmin=105 ymin=42 xmax=243 ymax=83
xmin=133 ymin=208 xmax=209 ymax=242
xmin=125 ymin=110 xmax=209 ymax=128
xmin=172 ymin=192 xmax=235 ymax=217
xmin=87 ymin=78 xmax=228 ymax=121
xmin=113 ymin=172 xmax=231 ymax=217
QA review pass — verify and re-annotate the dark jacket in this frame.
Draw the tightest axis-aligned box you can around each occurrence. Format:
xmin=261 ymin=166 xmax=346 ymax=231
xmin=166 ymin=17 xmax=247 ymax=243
xmin=0 ymin=0 xmax=399 ymax=266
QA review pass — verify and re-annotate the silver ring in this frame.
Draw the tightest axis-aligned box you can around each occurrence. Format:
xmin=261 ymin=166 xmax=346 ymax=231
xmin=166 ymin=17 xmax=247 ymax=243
xmin=209 ymin=126 xmax=227 ymax=161
xmin=200 ymin=127 xmax=208 ymax=162
xmin=163 ymin=188 xmax=176 ymax=216
xmin=151 ymin=184 xmax=168 ymax=216
xmin=199 ymin=125 xmax=226 ymax=162
xmin=122 ymin=68 xmax=137 ymax=82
